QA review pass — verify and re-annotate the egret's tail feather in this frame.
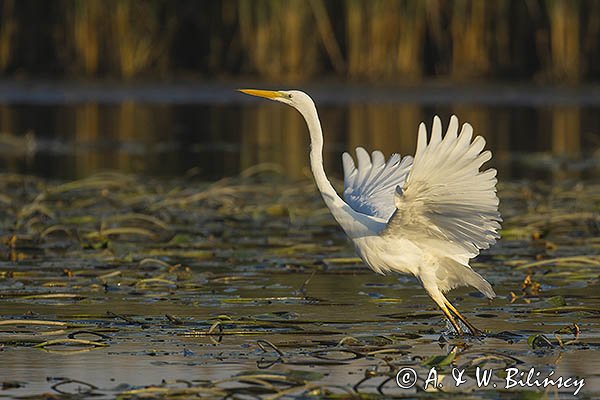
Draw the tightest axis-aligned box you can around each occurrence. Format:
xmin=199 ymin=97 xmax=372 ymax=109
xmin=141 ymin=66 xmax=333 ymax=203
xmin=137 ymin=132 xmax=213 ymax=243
xmin=464 ymin=269 xmax=495 ymax=299
xmin=436 ymin=259 xmax=496 ymax=299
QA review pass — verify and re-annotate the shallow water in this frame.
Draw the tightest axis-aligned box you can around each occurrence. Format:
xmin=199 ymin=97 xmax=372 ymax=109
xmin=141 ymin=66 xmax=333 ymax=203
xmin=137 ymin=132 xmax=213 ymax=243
xmin=0 ymin=83 xmax=599 ymax=398
xmin=0 ymin=172 xmax=598 ymax=398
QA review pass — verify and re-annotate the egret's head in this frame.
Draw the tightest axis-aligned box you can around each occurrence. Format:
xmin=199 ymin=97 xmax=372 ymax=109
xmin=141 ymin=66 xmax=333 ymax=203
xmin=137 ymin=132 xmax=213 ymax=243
xmin=238 ymin=89 xmax=315 ymax=114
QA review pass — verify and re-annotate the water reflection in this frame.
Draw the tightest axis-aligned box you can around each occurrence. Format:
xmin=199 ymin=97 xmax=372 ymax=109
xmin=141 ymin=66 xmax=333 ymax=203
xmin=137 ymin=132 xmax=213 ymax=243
xmin=0 ymin=99 xmax=597 ymax=180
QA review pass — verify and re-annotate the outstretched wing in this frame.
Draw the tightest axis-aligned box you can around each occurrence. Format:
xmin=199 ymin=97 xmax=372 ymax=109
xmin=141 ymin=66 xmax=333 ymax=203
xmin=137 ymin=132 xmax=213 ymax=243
xmin=342 ymin=148 xmax=413 ymax=219
xmin=383 ymin=115 xmax=501 ymax=257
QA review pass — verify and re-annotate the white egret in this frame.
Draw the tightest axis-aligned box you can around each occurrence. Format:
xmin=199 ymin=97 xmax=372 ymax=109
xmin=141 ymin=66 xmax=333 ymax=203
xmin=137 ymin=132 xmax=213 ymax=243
xmin=239 ymin=89 xmax=501 ymax=335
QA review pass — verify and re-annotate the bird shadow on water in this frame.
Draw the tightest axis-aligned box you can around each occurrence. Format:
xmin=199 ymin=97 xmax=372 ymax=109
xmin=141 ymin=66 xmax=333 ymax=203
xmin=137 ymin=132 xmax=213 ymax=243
xmin=0 ymin=169 xmax=598 ymax=398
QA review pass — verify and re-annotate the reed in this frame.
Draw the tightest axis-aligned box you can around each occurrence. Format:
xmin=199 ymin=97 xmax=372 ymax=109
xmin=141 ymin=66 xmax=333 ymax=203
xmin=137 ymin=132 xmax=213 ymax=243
xmin=346 ymin=0 xmax=426 ymax=80
xmin=546 ymin=0 xmax=581 ymax=81
xmin=238 ymin=0 xmax=319 ymax=81
xmin=0 ymin=0 xmax=597 ymax=82
xmin=111 ymin=0 xmax=170 ymax=78
xmin=449 ymin=0 xmax=491 ymax=79
xmin=0 ymin=0 xmax=16 ymax=71
xmin=69 ymin=1 xmax=102 ymax=75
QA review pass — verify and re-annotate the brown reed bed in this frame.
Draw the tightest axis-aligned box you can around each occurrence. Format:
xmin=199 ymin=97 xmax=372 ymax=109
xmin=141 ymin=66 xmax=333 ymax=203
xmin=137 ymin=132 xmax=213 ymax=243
xmin=0 ymin=0 xmax=598 ymax=82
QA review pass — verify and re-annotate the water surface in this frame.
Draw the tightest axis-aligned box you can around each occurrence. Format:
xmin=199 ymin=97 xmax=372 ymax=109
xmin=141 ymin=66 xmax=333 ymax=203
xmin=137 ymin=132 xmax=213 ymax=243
xmin=0 ymin=82 xmax=598 ymax=180
xmin=0 ymin=83 xmax=598 ymax=398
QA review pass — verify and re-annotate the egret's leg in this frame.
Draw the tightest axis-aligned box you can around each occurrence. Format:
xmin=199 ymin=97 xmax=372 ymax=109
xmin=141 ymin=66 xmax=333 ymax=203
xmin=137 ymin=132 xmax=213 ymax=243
xmin=444 ymin=298 xmax=482 ymax=336
xmin=439 ymin=303 xmax=463 ymax=335
xmin=424 ymin=286 xmax=463 ymax=335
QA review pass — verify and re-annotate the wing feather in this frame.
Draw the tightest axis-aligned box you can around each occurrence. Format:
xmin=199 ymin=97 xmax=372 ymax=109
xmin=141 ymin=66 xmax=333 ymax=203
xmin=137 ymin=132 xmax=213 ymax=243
xmin=354 ymin=147 xmax=372 ymax=189
xmin=415 ymin=123 xmax=427 ymax=159
xmin=343 ymin=147 xmax=413 ymax=219
xmin=384 ymin=115 xmax=501 ymax=258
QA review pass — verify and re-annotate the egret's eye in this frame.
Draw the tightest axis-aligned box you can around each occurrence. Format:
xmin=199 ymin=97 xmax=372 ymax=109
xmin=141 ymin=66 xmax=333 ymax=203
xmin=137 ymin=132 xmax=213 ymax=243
xmin=288 ymin=94 xmax=293 ymax=99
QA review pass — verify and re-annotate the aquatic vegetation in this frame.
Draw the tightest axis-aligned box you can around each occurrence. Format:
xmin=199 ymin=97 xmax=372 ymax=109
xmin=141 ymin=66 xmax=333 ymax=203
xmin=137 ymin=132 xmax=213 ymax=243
xmin=0 ymin=171 xmax=598 ymax=397
xmin=1 ymin=1 xmax=599 ymax=81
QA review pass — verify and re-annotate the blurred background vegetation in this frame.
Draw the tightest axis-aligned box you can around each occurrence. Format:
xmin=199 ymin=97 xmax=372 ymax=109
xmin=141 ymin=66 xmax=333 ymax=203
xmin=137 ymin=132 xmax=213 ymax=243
xmin=0 ymin=0 xmax=598 ymax=83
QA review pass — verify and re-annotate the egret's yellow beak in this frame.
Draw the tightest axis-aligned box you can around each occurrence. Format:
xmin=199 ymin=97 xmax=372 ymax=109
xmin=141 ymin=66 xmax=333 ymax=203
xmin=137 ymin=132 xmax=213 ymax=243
xmin=238 ymin=89 xmax=282 ymax=99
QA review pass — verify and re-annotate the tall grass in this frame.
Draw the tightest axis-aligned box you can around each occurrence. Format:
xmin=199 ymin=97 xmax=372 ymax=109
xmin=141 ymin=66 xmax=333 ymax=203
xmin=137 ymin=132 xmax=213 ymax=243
xmin=547 ymin=1 xmax=581 ymax=81
xmin=0 ymin=0 xmax=16 ymax=71
xmin=68 ymin=1 xmax=102 ymax=75
xmin=59 ymin=0 xmax=174 ymax=78
xmin=0 ymin=0 xmax=598 ymax=82
xmin=345 ymin=0 xmax=426 ymax=79
xmin=112 ymin=1 xmax=174 ymax=79
xmin=238 ymin=0 xmax=320 ymax=81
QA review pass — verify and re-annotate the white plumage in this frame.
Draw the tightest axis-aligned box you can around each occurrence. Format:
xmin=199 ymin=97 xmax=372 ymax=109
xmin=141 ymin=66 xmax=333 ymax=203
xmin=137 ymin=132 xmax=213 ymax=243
xmin=342 ymin=149 xmax=412 ymax=219
xmin=343 ymin=115 xmax=500 ymax=302
xmin=240 ymin=89 xmax=501 ymax=335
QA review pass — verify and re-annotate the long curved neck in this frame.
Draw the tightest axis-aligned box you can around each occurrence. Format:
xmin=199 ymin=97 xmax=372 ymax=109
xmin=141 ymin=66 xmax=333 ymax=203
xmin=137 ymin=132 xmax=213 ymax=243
xmin=297 ymin=103 xmax=385 ymax=238
xmin=300 ymin=105 xmax=345 ymax=210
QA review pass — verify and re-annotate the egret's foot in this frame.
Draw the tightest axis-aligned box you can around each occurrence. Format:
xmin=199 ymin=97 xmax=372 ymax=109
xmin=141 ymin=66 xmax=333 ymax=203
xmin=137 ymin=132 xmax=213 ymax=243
xmin=428 ymin=290 xmax=486 ymax=337
xmin=467 ymin=325 xmax=485 ymax=337
xmin=445 ymin=322 xmax=485 ymax=338
xmin=442 ymin=319 xmax=484 ymax=337
xmin=444 ymin=299 xmax=485 ymax=337
xmin=461 ymin=324 xmax=485 ymax=337
xmin=440 ymin=306 xmax=463 ymax=335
